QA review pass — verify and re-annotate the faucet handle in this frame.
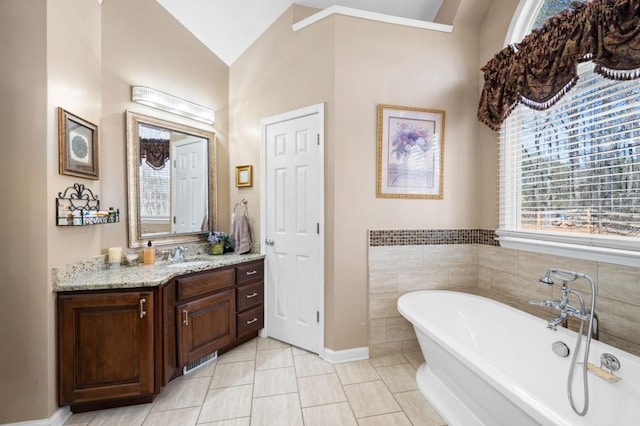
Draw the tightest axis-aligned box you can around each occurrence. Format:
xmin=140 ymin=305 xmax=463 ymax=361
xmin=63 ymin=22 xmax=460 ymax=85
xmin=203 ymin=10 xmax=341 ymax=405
xmin=547 ymin=311 xmax=568 ymax=330
xmin=529 ymin=300 xmax=552 ymax=307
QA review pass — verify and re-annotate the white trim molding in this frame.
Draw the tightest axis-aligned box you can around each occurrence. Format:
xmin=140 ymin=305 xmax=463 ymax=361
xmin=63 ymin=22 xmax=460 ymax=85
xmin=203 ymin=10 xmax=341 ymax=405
xmin=2 ymin=407 xmax=71 ymax=426
xmin=292 ymin=5 xmax=453 ymax=33
xmin=497 ymin=229 xmax=640 ymax=267
xmin=322 ymin=346 xmax=370 ymax=364
xmin=505 ymin=0 xmax=545 ymax=45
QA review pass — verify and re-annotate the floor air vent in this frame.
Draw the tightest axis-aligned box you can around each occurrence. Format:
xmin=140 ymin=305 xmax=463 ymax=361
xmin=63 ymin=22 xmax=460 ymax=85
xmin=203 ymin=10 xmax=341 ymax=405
xmin=183 ymin=351 xmax=217 ymax=375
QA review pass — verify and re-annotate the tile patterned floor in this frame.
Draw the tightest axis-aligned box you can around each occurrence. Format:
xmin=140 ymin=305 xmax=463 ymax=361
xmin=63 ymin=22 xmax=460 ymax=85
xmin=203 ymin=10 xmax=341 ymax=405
xmin=64 ymin=337 xmax=447 ymax=426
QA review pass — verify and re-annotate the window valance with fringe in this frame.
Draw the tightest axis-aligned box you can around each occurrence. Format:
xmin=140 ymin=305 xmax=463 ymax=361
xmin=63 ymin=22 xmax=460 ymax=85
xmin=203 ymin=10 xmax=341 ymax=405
xmin=140 ymin=138 xmax=170 ymax=170
xmin=478 ymin=0 xmax=640 ymax=131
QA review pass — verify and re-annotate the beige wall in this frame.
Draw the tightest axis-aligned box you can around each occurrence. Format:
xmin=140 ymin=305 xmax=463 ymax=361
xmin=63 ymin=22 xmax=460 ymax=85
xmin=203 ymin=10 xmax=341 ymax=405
xmin=331 ymin=8 xmax=490 ymax=350
xmin=0 ymin=0 xmax=229 ymax=422
xmin=45 ymin=1 xmax=104 ymax=421
xmin=228 ymin=4 xmax=337 ymax=343
xmin=0 ymin=1 xmax=49 ymax=422
xmin=476 ymin=0 xmax=520 ymax=228
xmin=229 ymin=4 xmax=334 ymax=235
xmin=230 ymin=2 xmax=497 ymax=351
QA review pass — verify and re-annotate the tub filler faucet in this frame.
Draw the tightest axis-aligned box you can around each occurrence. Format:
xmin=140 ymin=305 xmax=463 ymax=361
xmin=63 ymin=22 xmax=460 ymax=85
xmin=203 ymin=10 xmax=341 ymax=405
xmin=530 ymin=268 xmax=597 ymax=417
xmin=529 ymin=274 xmax=590 ymax=331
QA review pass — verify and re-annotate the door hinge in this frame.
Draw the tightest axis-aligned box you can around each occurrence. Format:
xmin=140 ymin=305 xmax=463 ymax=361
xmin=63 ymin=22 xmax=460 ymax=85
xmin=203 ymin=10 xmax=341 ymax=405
xmin=317 ymin=134 xmax=320 ymax=146
xmin=317 ymin=223 xmax=320 ymax=234
xmin=317 ymin=311 xmax=320 ymax=323
xmin=173 ymin=216 xmax=176 ymax=224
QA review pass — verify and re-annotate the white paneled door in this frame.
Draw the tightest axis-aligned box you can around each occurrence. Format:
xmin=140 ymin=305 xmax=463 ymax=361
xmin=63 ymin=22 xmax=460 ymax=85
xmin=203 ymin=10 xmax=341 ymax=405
xmin=172 ymin=137 xmax=208 ymax=233
xmin=263 ymin=105 xmax=323 ymax=354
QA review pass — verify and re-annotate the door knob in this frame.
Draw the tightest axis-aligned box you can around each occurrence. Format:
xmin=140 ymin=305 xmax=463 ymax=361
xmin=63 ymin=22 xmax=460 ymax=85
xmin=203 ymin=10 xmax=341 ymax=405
xmin=265 ymin=239 xmax=275 ymax=246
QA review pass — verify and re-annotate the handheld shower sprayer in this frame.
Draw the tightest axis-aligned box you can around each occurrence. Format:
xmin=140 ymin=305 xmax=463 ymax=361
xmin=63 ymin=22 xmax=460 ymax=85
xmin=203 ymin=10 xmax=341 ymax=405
xmin=539 ymin=271 xmax=554 ymax=286
xmin=538 ymin=268 xmax=582 ymax=286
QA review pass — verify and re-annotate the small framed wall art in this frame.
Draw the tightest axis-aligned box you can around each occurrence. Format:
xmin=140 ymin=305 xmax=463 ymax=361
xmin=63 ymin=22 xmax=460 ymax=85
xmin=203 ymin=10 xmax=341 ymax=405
xmin=376 ymin=104 xmax=445 ymax=199
xmin=236 ymin=164 xmax=253 ymax=187
xmin=58 ymin=108 xmax=99 ymax=180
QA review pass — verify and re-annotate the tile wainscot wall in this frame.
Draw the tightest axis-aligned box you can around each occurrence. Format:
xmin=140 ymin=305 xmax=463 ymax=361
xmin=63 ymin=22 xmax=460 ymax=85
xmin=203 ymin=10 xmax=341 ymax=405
xmin=368 ymin=229 xmax=640 ymax=358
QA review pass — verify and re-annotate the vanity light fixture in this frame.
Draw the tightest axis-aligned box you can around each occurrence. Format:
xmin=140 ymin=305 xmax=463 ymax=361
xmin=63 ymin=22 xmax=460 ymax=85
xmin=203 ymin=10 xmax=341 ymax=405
xmin=131 ymin=86 xmax=215 ymax=125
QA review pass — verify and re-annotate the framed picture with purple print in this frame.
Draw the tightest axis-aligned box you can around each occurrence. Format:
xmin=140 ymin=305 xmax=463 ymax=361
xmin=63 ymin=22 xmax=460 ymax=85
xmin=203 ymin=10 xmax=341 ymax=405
xmin=58 ymin=108 xmax=99 ymax=180
xmin=376 ymin=104 xmax=444 ymax=199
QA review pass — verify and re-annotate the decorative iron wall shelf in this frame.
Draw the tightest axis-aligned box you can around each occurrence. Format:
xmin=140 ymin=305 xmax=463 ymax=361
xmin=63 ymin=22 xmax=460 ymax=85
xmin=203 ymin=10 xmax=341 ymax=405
xmin=56 ymin=183 xmax=119 ymax=226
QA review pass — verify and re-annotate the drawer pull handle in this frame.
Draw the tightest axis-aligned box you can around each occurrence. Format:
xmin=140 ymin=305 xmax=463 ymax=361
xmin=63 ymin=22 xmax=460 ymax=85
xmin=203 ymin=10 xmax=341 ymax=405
xmin=246 ymin=318 xmax=258 ymax=325
xmin=246 ymin=292 xmax=259 ymax=299
xmin=182 ymin=309 xmax=189 ymax=326
xmin=139 ymin=298 xmax=147 ymax=319
xmin=246 ymin=270 xmax=258 ymax=276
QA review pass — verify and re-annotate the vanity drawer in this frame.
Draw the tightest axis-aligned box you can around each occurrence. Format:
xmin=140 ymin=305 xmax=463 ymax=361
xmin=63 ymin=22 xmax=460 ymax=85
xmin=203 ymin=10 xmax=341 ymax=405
xmin=176 ymin=268 xmax=235 ymax=300
xmin=236 ymin=281 xmax=263 ymax=311
xmin=237 ymin=305 xmax=264 ymax=338
xmin=236 ymin=261 xmax=264 ymax=285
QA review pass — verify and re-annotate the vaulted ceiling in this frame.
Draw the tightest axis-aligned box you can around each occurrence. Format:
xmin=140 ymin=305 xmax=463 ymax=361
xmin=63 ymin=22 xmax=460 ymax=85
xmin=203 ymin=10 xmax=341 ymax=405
xmin=156 ymin=0 xmax=448 ymax=65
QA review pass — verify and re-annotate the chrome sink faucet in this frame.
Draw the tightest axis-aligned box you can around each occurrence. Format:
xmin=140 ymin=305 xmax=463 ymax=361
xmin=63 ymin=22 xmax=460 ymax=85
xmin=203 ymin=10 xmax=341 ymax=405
xmin=168 ymin=246 xmax=186 ymax=262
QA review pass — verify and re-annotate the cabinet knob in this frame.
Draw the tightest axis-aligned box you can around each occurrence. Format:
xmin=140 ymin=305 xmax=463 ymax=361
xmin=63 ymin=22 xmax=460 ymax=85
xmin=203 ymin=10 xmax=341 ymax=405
xmin=182 ymin=309 xmax=189 ymax=326
xmin=246 ymin=318 xmax=258 ymax=325
xmin=246 ymin=292 xmax=259 ymax=299
xmin=139 ymin=298 xmax=147 ymax=319
xmin=246 ymin=270 xmax=258 ymax=276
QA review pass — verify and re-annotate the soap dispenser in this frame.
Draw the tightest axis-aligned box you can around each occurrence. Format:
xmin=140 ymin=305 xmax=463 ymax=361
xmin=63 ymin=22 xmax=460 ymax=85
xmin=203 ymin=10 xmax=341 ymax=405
xmin=143 ymin=240 xmax=156 ymax=265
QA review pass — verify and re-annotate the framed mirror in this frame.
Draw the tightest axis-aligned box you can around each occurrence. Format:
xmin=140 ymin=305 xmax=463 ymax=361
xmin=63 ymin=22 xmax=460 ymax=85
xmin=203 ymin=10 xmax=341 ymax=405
xmin=126 ymin=111 xmax=216 ymax=248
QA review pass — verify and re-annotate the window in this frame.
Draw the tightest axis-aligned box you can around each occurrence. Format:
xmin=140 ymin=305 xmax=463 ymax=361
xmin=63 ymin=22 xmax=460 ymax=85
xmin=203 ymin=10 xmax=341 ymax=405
xmin=531 ymin=0 xmax=579 ymax=29
xmin=498 ymin=2 xmax=640 ymax=266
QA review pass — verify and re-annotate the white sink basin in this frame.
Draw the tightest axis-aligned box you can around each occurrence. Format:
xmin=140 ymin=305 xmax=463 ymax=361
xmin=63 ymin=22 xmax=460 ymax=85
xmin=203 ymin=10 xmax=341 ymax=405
xmin=164 ymin=260 xmax=211 ymax=268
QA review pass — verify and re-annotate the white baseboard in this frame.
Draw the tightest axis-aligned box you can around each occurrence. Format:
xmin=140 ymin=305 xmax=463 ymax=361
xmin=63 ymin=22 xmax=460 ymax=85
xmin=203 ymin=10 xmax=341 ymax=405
xmin=322 ymin=346 xmax=369 ymax=364
xmin=2 ymin=407 xmax=71 ymax=426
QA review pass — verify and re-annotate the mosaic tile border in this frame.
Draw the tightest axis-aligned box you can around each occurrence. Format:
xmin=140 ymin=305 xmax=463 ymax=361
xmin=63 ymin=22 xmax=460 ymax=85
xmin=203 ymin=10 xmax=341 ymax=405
xmin=368 ymin=229 xmax=498 ymax=247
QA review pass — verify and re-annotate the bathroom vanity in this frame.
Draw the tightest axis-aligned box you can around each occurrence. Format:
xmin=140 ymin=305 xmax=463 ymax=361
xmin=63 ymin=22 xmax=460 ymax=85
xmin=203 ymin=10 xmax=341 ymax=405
xmin=55 ymin=255 xmax=264 ymax=412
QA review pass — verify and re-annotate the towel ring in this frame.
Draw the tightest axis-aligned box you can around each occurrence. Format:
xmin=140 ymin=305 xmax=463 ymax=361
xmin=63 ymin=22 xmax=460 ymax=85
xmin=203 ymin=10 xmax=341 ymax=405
xmin=234 ymin=198 xmax=249 ymax=216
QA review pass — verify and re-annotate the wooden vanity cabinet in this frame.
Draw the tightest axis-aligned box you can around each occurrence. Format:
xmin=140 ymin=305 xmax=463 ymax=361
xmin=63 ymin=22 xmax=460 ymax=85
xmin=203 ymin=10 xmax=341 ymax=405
xmin=58 ymin=258 xmax=265 ymax=411
xmin=57 ymin=289 xmax=156 ymax=409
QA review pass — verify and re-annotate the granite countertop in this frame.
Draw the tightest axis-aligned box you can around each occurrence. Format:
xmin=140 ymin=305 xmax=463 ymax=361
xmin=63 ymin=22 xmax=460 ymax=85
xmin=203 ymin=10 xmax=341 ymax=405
xmin=52 ymin=253 xmax=265 ymax=292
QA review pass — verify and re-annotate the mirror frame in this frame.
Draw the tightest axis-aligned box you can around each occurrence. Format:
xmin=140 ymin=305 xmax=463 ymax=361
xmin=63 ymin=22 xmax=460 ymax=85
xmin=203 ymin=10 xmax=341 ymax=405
xmin=125 ymin=110 xmax=217 ymax=248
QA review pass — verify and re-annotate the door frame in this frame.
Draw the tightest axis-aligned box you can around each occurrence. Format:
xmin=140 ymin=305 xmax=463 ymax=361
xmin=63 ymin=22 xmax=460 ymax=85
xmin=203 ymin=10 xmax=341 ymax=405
xmin=260 ymin=102 xmax=325 ymax=357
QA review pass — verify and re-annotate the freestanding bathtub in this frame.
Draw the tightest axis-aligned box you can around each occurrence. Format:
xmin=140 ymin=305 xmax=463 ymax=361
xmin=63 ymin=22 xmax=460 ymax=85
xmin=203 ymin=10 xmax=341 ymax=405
xmin=397 ymin=290 xmax=640 ymax=426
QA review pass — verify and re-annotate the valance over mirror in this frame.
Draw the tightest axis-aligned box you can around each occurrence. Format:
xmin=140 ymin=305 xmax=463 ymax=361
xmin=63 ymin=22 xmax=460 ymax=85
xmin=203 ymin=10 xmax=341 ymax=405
xmin=478 ymin=0 xmax=640 ymax=131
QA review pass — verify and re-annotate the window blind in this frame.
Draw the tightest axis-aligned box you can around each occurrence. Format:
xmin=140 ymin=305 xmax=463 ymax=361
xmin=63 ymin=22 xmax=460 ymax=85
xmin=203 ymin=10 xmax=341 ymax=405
xmin=500 ymin=62 xmax=640 ymax=239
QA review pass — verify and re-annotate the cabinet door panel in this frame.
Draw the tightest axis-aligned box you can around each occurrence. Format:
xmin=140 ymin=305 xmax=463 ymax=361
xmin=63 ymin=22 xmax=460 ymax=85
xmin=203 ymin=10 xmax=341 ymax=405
xmin=177 ymin=289 xmax=235 ymax=366
xmin=58 ymin=291 xmax=154 ymax=405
